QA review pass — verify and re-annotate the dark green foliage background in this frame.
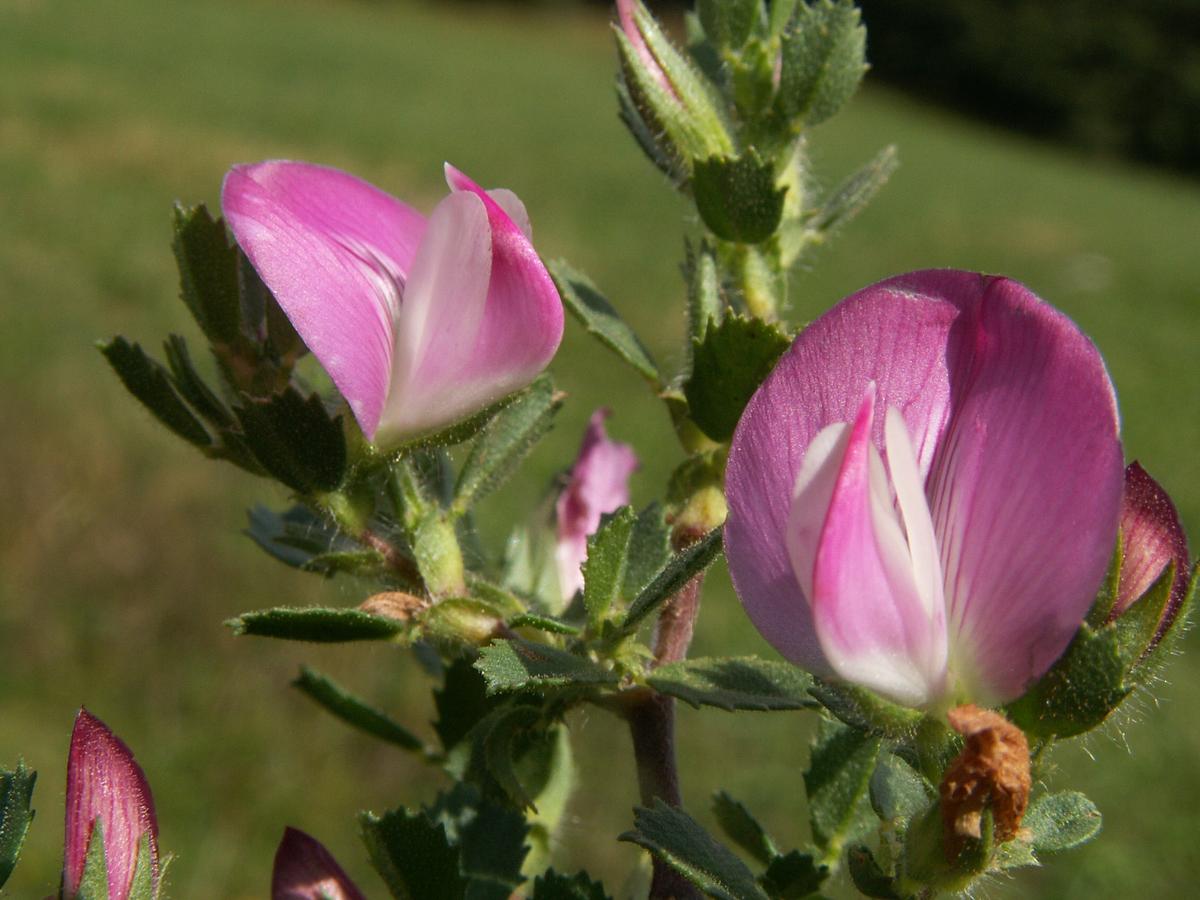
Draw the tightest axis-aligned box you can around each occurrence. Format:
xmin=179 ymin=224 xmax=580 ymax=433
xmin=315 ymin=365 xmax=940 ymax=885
xmin=0 ymin=1 xmax=1197 ymax=897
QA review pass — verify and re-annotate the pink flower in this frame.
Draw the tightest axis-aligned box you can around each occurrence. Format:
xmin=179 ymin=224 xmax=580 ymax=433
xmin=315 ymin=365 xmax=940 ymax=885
xmin=62 ymin=710 xmax=159 ymax=900
xmin=1113 ymin=462 xmax=1190 ymax=644
xmin=725 ymin=271 xmax=1124 ymax=707
xmin=556 ymin=409 xmax=639 ymax=598
xmin=222 ymin=161 xmax=563 ymax=445
xmin=272 ymin=827 xmax=365 ymax=900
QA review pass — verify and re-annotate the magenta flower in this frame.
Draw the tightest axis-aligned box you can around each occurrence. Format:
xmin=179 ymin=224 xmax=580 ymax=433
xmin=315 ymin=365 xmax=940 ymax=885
xmin=725 ymin=270 xmax=1124 ymax=707
xmin=272 ymin=827 xmax=365 ymax=900
xmin=222 ymin=161 xmax=563 ymax=445
xmin=556 ymin=409 xmax=639 ymax=598
xmin=1113 ymin=462 xmax=1190 ymax=643
xmin=63 ymin=709 xmax=159 ymax=900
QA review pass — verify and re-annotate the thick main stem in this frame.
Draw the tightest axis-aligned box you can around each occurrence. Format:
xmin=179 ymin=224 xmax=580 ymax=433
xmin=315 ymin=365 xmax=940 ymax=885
xmin=626 ymin=575 xmax=705 ymax=900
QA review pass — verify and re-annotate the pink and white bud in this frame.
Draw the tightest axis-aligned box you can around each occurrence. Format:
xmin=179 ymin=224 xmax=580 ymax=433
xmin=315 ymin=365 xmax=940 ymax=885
xmin=555 ymin=409 xmax=639 ymax=599
xmin=725 ymin=271 xmax=1125 ymax=707
xmin=222 ymin=161 xmax=563 ymax=447
xmin=63 ymin=709 xmax=159 ymax=900
xmin=616 ymin=0 xmax=676 ymax=97
xmin=272 ymin=827 xmax=365 ymax=900
xmin=1113 ymin=462 xmax=1190 ymax=644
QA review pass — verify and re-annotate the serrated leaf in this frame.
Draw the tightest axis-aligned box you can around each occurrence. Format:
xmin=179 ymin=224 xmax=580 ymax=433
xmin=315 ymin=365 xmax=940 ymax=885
xmin=101 ymin=337 xmax=213 ymax=447
xmin=582 ymin=507 xmax=637 ymax=628
xmin=693 ymin=152 xmax=787 ymax=244
xmin=619 ymin=527 xmax=724 ymax=634
xmin=234 ymin=387 xmax=346 ymax=494
xmin=809 ymin=146 xmax=898 ymax=236
xmin=712 ymin=792 xmax=776 ymax=866
xmin=1005 ymin=623 xmax=1129 ymax=740
xmin=360 ymin=807 xmax=467 ymax=900
xmin=760 ymin=850 xmax=825 ymax=898
xmin=623 ymin=504 xmax=673 ymax=600
xmin=649 ymin=657 xmax=817 ymax=711
xmin=697 ymin=0 xmax=760 ymax=51
xmin=774 ymin=0 xmax=866 ymax=128
xmin=454 ymin=376 xmax=561 ymax=511
xmin=226 ymin=606 xmax=406 ymax=642
xmin=0 ymin=762 xmax=35 ymax=887
xmin=804 ymin=718 xmax=881 ymax=863
xmin=532 ymin=869 xmax=612 ymax=900
xmin=172 ymin=203 xmax=241 ymax=345
xmin=425 ymin=783 xmax=530 ymax=898
xmin=621 ymin=800 xmax=769 ymax=900
xmin=294 ymin=666 xmax=426 ymax=753
xmin=161 ymin=334 xmax=235 ymax=429
xmin=1023 ymin=791 xmax=1102 ymax=855
xmin=869 ymin=753 xmax=933 ymax=822
xmin=549 ymin=260 xmax=661 ymax=387
xmin=476 ymin=639 xmax=617 ymax=694
xmin=685 ymin=315 xmax=790 ymax=443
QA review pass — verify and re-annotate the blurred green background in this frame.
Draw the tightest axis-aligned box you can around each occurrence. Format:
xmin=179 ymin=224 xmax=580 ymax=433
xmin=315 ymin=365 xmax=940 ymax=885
xmin=1 ymin=0 xmax=1197 ymax=897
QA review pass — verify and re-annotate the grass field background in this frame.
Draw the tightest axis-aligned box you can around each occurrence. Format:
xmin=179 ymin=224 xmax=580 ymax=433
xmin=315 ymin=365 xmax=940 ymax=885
xmin=1 ymin=0 xmax=1197 ymax=896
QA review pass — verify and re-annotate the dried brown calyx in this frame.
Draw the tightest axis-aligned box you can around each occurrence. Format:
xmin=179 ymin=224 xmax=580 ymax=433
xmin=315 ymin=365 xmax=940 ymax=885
xmin=939 ymin=704 xmax=1031 ymax=861
xmin=359 ymin=591 xmax=429 ymax=621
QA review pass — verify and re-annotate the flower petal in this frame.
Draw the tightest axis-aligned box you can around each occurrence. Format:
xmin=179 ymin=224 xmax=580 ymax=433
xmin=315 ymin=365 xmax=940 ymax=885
xmin=222 ymin=161 xmax=426 ymax=438
xmin=926 ymin=274 xmax=1123 ymax=703
xmin=272 ymin=827 xmax=365 ymax=900
xmin=1115 ymin=462 xmax=1190 ymax=640
xmin=555 ymin=409 xmax=639 ymax=599
xmin=64 ymin=710 xmax=158 ymax=900
xmin=799 ymin=387 xmax=948 ymax=705
xmin=726 ymin=274 xmax=959 ymax=673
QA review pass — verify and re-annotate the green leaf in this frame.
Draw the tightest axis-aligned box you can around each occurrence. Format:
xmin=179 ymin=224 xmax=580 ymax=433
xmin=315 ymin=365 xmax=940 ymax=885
xmin=476 ymin=639 xmax=617 ymax=694
xmin=360 ymin=807 xmax=467 ymax=900
xmin=454 ymin=376 xmax=562 ymax=512
xmin=869 ymin=753 xmax=934 ymax=822
xmin=809 ymin=146 xmax=899 ymax=236
xmin=619 ymin=527 xmax=724 ymax=634
xmin=697 ymin=0 xmax=760 ymax=51
xmin=620 ymin=800 xmax=769 ymax=900
xmin=684 ymin=240 xmax=724 ymax=345
xmin=1024 ymin=791 xmax=1102 ymax=855
xmin=804 ymin=718 xmax=882 ymax=864
xmin=425 ymin=783 xmax=530 ymax=898
xmin=101 ymin=337 xmax=213 ymax=447
xmin=172 ymin=203 xmax=241 ymax=345
xmin=649 ymin=656 xmax=817 ymax=711
xmin=435 ymin=658 xmax=501 ymax=756
xmin=760 ymin=850 xmax=826 ymax=898
xmin=125 ymin=833 xmax=157 ymax=900
xmin=808 ymin=680 xmax=923 ymax=740
xmin=76 ymin=819 xmax=110 ymax=900
xmin=549 ymin=260 xmax=661 ymax=387
xmin=845 ymin=846 xmax=900 ymax=899
xmin=685 ymin=315 xmax=790 ymax=443
xmin=244 ymin=504 xmax=360 ymax=574
xmin=693 ymin=151 xmax=787 ymax=244
xmin=1005 ymin=622 xmax=1129 ymax=740
xmin=472 ymin=704 xmax=546 ymax=810
xmin=582 ymin=507 xmax=637 ymax=628
xmin=1112 ymin=562 xmax=1176 ymax=672
xmin=712 ymin=792 xmax=777 ymax=866
xmin=161 ymin=334 xmax=236 ymax=429
xmin=234 ymin=387 xmax=346 ymax=494
xmin=774 ymin=0 xmax=866 ymax=128
xmin=0 ymin=762 xmax=35 ymax=887
xmin=293 ymin=666 xmax=426 ymax=753
xmin=623 ymin=504 xmax=673 ymax=603
xmin=508 ymin=614 xmax=580 ymax=636
xmin=227 ymin=606 xmax=406 ymax=642
xmin=532 ymin=869 xmax=613 ymax=900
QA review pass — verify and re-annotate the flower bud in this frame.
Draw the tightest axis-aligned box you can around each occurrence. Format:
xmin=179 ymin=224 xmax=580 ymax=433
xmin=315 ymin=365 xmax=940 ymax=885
xmin=62 ymin=709 xmax=159 ymax=900
xmin=272 ymin=827 xmax=365 ymax=900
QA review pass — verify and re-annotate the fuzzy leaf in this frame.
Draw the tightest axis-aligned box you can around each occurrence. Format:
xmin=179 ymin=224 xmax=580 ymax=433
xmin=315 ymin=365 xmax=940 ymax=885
xmin=685 ymin=315 xmax=790 ymax=443
xmin=869 ymin=753 xmax=933 ymax=822
xmin=294 ymin=666 xmax=425 ymax=753
xmin=809 ymin=146 xmax=899 ymax=236
xmin=435 ymin=658 xmax=501 ymax=756
xmin=101 ymin=337 xmax=213 ymax=447
xmin=620 ymin=800 xmax=769 ymax=900
xmin=244 ymin=504 xmax=362 ymax=575
xmin=455 ymin=376 xmax=561 ymax=511
xmin=227 ymin=606 xmax=406 ymax=642
xmin=649 ymin=657 xmax=817 ymax=711
xmin=0 ymin=762 xmax=35 ymax=888
xmin=476 ymin=639 xmax=617 ymax=694
xmin=619 ymin=527 xmax=724 ymax=634
xmin=693 ymin=152 xmax=787 ymax=244
xmin=1024 ymin=791 xmax=1102 ymax=855
xmin=760 ymin=850 xmax=825 ymax=898
xmin=234 ymin=387 xmax=346 ymax=494
xmin=425 ymin=783 xmax=529 ymax=898
xmin=808 ymin=681 xmax=923 ymax=740
xmin=582 ymin=507 xmax=637 ymax=628
xmin=804 ymin=719 xmax=881 ymax=862
xmin=172 ymin=203 xmax=241 ymax=345
xmin=712 ymin=792 xmax=776 ymax=866
xmin=549 ymin=261 xmax=661 ymax=387
xmin=697 ymin=0 xmax=760 ymax=50
xmin=360 ymin=808 xmax=466 ymax=900
xmin=774 ymin=0 xmax=866 ymax=128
